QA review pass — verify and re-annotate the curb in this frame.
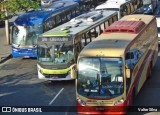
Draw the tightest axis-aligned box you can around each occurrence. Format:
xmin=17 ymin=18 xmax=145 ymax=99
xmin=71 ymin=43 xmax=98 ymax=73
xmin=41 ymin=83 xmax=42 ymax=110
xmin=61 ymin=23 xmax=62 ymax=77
xmin=0 ymin=54 xmax=12 ymax=64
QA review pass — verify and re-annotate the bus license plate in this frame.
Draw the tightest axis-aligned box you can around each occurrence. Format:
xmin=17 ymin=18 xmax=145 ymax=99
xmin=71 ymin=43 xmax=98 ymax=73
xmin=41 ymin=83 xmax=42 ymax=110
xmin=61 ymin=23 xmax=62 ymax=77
xmin=52 ymin=76 xmax=59 ymax=79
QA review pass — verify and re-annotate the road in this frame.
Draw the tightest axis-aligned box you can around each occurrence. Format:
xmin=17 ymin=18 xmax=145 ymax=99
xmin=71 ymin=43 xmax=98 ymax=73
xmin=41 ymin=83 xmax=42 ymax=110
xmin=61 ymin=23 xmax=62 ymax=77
xmin=0 ymin=51 xmax=160 ymax=115
xmin=0 ymin=58 xmax=77 ymax=115
xmin=0 ymin=49 xmax=160 ymax=115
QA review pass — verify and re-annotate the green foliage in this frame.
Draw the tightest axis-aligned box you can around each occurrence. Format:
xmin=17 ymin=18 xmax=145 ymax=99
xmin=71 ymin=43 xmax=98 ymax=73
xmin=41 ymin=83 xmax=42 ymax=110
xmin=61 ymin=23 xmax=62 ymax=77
xmin=0 ymin=0 xmax=41 ymax=20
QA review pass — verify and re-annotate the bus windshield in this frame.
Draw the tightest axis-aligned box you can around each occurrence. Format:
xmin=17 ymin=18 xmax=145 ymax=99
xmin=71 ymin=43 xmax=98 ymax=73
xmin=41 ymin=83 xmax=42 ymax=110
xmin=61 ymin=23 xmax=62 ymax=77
xmin=37 ymin=42 xmax=74 ymax=65
xmin=12 ymin=25 xmax=43 ymax=46
xmin=77 ymin=57 xmax=124 ymax=98
xmin=143 ymin=0 xmax=151 ymax=5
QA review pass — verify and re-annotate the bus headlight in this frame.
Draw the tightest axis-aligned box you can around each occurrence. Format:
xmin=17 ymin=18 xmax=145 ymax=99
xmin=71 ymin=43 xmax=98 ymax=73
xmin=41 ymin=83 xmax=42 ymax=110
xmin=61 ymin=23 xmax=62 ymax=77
xmin=68 ymin=70 xmax=71 ymax=75
xmin=114 ymin=98 xmax=124 ymax=105
xmin=77 ymin=99 xmax=86 ymax=106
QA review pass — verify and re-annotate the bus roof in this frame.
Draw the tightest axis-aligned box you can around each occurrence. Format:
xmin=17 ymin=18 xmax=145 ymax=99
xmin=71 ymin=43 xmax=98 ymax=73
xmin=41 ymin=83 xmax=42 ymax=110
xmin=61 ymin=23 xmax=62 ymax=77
xmin=14 ymin=1 xmax=78 ymax=26
xmin=95 ymin=0 xmax=126 ymax=10
xmin=61 ymin=0 xmax=85 ymax=3
xmin=79 ymin=15 xmax=154 ymax=57
xmin=41 ymin=10 xmax=118 ymax=37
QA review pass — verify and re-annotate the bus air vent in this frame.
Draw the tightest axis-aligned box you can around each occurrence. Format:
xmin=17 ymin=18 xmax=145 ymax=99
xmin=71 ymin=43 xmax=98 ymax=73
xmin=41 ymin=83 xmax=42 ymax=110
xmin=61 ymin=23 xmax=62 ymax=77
xmin=70 ymin=18 xmax=82 ymax=24
xmin=87 ymin=13 xmax=103 ymax=22
xmin=104 ymin=21 xmax=145 ymax=34
xmin=61 ymin=25 xmax=71 ymax=31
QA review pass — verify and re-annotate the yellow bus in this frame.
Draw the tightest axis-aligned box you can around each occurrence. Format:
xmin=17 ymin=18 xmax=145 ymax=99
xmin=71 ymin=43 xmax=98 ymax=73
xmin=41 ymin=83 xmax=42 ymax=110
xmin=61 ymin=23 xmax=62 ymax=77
xmin=76 ymin=14 xmax=158 ymax=114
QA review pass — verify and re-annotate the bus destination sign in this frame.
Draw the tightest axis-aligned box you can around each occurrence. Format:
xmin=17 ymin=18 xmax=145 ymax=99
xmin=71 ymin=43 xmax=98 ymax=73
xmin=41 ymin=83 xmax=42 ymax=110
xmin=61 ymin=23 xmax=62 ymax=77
xmin=40 ymin=37 xmax=69 ymax=42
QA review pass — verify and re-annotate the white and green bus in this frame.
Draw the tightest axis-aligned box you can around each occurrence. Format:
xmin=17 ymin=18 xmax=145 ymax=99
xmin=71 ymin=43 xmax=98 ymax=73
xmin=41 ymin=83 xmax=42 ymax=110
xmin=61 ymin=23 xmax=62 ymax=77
xmin=37 ymin=10 xmax=118 ymax=81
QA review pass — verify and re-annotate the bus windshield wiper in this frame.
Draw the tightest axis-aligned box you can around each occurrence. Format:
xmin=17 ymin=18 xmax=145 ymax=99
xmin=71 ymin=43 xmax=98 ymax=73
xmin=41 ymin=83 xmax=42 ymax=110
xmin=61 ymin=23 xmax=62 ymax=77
xmin=58 ymin=43 xmax=65 ymax=52
xmin=106 ymin=89 xmax=113 ymax=97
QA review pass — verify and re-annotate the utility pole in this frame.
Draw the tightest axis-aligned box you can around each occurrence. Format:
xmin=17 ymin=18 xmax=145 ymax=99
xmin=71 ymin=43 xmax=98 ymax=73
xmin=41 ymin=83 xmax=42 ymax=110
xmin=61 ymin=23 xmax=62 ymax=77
xmin=4 ymin=0 xmax=10 ymax=45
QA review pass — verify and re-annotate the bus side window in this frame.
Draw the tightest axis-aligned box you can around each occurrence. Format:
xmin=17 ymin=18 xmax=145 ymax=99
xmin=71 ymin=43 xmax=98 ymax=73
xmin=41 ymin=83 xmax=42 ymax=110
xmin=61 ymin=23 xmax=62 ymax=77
xmin=81 ymin=34 xmax=87 ymax=46
xmin=50 ymin=16 xmax=56 ymax=28
xmin=93 ymin=25 xmax=101 ymax=36
xmin=61 ymin=12 xmax=67 ymax=22
xmin=139 ymin=0 xmax=143 ymax=8
xmin=126 ymin=3 xmax=131 ymax=15
xmin=129 ymin=2 xmax=134 ymax=12
xmin=71 ymin=8 xmax=76 ymax=17
xmin=88 ymin=28 xmax=98 ymax=41
xmin=120 ymin=6 xmax=126 ymax=17
xmin=66 ymin=10 xmax=72 ymax=21
xmin=108 ymin=18 xmax=113 ymax=26
xmin=44 ymin=19 xmax=50 ymax=32
xmin=55 ymin=15 xmax=61 ymax=26
xmin=75 ymin=7 xmax=80 ymax=15
xmin=105 ymin=20 xmax=109 ymax=27
xmin=113 ymin=15 xmax=118 ymax=22
xmin=100 ymin=23 xmax=105 ymax=33
xmin=120 ymin=7 xmax=124 ymax=17
xmin=48 ymin=18 xmax=54 ymax=29
xmin=123 ymin=5 xmax=128 ymax=15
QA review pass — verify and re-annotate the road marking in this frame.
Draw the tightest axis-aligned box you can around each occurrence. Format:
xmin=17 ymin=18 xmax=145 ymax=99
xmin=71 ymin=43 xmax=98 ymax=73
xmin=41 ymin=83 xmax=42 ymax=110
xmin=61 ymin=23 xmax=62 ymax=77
xmin=49 ymin=88 xmax=64 ymax=105
xmin=0 ymin=91 xmax=17 ymax=97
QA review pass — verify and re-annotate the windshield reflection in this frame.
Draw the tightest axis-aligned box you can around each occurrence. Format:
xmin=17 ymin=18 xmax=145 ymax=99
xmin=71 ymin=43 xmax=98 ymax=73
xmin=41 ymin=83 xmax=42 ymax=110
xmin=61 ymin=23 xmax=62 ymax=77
xmin=78 ymin=57 xmax=124 ymax=98
xmin=37 ymin=43 xmax=74 ymax=65
xmin=12 ymin=25 xmax=43 ymax=46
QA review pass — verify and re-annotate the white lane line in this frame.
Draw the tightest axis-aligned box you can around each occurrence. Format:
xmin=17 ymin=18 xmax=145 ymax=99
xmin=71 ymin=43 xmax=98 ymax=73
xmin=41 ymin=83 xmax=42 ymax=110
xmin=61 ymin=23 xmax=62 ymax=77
xmin=49 ymin=88 xmax=64 ymax=105
xmin=0 ymin=91 xmax=17 ymax=97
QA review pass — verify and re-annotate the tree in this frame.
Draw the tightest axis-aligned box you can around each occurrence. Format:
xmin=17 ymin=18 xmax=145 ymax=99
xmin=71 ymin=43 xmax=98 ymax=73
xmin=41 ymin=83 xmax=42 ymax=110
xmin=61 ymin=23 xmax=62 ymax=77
xmin=0 ymin=0 xmax=40 ymax=44
xmin=0 ymin=0 xmax=40 ymax=20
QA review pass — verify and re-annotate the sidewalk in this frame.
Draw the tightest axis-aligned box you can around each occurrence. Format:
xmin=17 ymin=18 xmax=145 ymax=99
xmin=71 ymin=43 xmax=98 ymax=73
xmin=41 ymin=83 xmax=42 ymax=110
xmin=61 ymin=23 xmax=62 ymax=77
xmin=0 ymin=25 xmax=12 ymax=64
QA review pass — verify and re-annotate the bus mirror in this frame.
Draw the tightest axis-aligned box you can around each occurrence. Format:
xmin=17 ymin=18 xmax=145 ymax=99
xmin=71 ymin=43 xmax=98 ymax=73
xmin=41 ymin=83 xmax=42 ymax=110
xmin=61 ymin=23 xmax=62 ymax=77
xmin=126 ymin=68 xmax=131 ymax=79
xmin=74 ymin=64 xmax=78 ymax=79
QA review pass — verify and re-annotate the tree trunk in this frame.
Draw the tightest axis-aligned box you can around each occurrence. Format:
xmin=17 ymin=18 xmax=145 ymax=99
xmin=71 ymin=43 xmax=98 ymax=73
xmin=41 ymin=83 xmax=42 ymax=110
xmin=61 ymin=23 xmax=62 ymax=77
xmin=4 ymin=0 xmax=10 ymax=45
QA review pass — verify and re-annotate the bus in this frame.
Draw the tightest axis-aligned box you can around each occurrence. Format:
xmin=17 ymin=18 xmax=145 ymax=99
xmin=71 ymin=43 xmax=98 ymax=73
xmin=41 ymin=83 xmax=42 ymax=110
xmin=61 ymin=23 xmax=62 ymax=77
xmin=95 ymin=0 xmax=143 ymax=19
xmin=12 ymin=0 xmax=85 ymax=58
xmin=61 ymin=0 xmax=107 ymax=11
xmin=41 ymin=0 xmax=106 ymax=10
xmin=76 ymin=14 xmax=158 ymax=114
xmin=37 ymin=10 xmax=118 ymax=81
xmin=142 ymin=0 xmax=159 ymax=14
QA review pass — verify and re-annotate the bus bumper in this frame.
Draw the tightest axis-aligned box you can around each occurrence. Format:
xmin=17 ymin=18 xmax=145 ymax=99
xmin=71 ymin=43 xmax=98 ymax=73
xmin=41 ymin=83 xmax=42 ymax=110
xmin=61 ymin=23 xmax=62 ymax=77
xmin=12 ymin=47 xmax=37 ymax=58
xmin=38 ymin=69 xmax=75 ymax=81
xmin=77 ymin=102 xmax=126 ymax=115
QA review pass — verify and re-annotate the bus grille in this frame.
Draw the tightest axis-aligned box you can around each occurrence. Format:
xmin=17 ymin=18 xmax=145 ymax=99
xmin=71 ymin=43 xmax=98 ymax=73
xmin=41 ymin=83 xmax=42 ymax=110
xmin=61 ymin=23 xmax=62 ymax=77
xmin=43 ymin=73 xmax=67 ymax=79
